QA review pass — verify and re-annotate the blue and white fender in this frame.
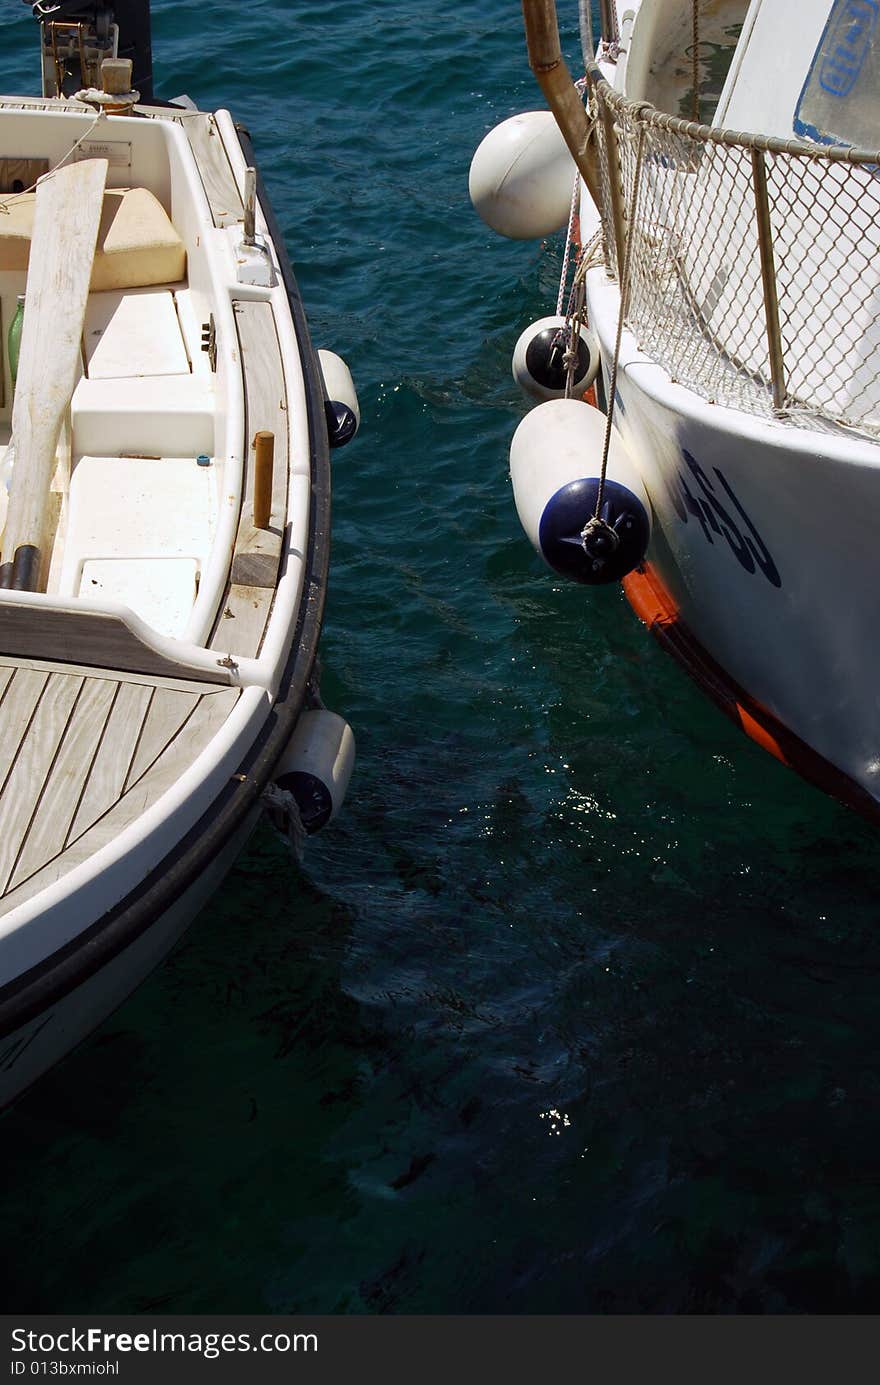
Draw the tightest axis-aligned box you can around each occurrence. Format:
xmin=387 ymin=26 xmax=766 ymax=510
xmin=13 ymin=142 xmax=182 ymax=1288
xmin=319 ymin=349 xmax=360 ymax=449
xmin=510 ymin=398 xmax=651 ymax=585
xmin=272 ymin=709 xmax=356 ymax=834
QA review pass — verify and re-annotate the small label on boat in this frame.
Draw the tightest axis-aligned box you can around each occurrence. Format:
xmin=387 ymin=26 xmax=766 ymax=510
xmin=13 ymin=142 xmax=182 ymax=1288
xmin=74 ymin=140 xmax=132 ymax=168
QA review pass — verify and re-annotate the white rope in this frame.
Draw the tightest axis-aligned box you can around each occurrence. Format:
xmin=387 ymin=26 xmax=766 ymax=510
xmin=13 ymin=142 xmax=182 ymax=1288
xmin=262 ymin=782 xmax=307 ymax=863
xmin=73 ymin=87 xmax=139 ymax=111
xmin=556 ymin=168 xmax=582 ymax=317
xmin=587 ymin=123 xmax=646 ymax=529
xmin=0 ymin=108 xmax=107 ymax=214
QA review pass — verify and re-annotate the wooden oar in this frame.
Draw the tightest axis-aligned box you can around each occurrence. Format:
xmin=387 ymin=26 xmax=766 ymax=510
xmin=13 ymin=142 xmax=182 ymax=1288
xmin=0 ymin=158 xmax=108 ymax=591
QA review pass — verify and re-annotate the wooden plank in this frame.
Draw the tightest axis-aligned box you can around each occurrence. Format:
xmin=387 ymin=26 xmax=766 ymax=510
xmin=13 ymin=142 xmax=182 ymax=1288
xmin=1 ymin=159 xmax=108 ymax=585
xmin=236 ymin=305 xmax=289 ymax=505
xmin=67 ymin=681 xmax=153 ymax=843
xmin=175 ymin=114 xmax=243 ymax=228
xmin=208 ymin=300 xmax=292 ymax=650
xmin=229 ymin=300 xmax=289 ymax=589
xmin=0 ymin=601 xmax=231 ymax=684
xmin=230 ymin=523 xmax=284 ymax=588
xmin=126 ymin=686 xmax=201 ymax=789
xmin=0 ymin=668 xmax=48 ymax=791
xmin=0 ymin=665 xmax=13 ymax=707
xmin=0 ymin=672 xmax=83 ymax=892
xmin=8 ymin=675 xmax=117 ymax=891
xmin=0 ymin=654 xmax=219 ymax=698
xmin=0 ymin=685 xmax=241 ymax=912
xmin=210 ymin=584 xmax=273 ymax=658
xmin=71 ymin=686 xmax=240 ymax=852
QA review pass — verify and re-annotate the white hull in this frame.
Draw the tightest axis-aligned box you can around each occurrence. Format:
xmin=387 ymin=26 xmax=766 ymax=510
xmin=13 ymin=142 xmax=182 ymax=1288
xmin=588 ymin=271 xmax=880 ymax=808
xmin=0 ymin=6 xmax=355 ymax=1105
xmin=0 ymin=810 xmax=258 ymax=1108
xmin=497 ymin=0 xmax=880 ymax=820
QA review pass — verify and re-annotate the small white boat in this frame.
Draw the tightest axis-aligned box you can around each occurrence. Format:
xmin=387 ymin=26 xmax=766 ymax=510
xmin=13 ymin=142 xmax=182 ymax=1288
xmin=0 ymin=1 xmax=357 ymax=1105
xmin=473 ymin=1 xmax=880 ymax=822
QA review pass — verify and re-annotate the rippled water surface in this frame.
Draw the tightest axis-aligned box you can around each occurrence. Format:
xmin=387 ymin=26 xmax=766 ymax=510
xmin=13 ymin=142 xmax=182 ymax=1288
xmin=1 ymin=0 xmax=880 ymax=1315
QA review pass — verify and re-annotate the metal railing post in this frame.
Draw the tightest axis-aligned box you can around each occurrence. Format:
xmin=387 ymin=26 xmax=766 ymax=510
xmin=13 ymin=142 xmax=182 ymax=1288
xmin=751 ymin=147 xmax=787 ymax=412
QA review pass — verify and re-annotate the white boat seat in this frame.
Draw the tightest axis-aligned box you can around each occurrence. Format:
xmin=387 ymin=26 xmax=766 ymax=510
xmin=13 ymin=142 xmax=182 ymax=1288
xmin=83 ymin=287 xmax=190 ymax=379
xmin=0 ymin=185 xmax=186 ymax=290
xmin=58 ymin=454 xmax=217 ymax=637
xmin=72 ymin=372 xmax=215 ymax=457
xmin=78 ymin=556 xmax=200 ymax=639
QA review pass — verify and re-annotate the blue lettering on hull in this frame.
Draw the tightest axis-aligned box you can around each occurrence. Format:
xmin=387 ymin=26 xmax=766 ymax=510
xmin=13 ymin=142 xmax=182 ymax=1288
xmin=675 ymin=449 xmax=782 ymax=588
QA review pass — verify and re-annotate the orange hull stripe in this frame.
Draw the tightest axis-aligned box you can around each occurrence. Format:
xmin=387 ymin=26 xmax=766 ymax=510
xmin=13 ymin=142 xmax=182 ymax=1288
xmin=622 ymin=563 xmax=880 ymax=822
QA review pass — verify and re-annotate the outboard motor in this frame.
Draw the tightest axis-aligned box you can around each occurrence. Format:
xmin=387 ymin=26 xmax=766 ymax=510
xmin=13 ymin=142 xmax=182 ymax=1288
xmin=27 ymin=0 xmax=153 ymax=102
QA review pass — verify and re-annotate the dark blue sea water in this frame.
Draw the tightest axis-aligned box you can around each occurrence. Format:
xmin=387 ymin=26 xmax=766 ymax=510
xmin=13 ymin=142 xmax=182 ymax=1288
xmin=2 ymin=0 xmax=880 ymax=1315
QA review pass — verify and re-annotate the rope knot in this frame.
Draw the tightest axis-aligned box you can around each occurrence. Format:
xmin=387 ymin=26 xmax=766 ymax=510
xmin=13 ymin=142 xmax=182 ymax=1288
xmin=580 ymin=515 xmax=620 ymax=572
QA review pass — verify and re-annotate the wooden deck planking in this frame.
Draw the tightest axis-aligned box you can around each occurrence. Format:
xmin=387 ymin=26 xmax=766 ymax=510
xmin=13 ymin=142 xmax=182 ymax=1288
xmin=0 ymin=673 xmax=84 ymax=893
xmin=0 ymin=669 xmax=49 ymax=792
xmin=0 ymin=683 xmax=240 ymax=914
xmin=0 ymin=665 xmax=14 ymax=707
xmin=211 ymin=584 xmax=275 ymax=659
xmin=66 ymin=682 xmax=153 ymax=844
xmin=125 ymin=686 xmax=201 ymax=789
xmin=8 ymin=676 xmax=118 ymax=891
xmin=96 ymin=687 xmax=241 ymax=832
xmin=175 ymin=114 xmax=243 ymax=228
xmin=0 ymin=654 xmax=218 ymax=697
xmin=230 ymin=300 xmax=289 ymax=589
xmin=208 ymin=301 xmax=290 ymax=660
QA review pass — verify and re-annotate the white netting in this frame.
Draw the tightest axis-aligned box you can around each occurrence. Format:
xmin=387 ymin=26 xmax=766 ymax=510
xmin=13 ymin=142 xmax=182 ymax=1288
xmin=588 ymin=71 xmax=880 ymax=436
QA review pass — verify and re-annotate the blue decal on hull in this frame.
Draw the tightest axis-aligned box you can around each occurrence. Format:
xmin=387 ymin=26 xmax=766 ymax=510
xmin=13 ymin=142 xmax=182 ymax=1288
xmin=677 ymin=450 xmax=782 ymax=588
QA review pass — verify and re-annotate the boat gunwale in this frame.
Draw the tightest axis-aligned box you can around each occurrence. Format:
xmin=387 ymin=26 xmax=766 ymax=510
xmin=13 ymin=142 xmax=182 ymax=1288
xmin=585 ymin=61 xmax=880 ymax=165
xmin=0 ymin=130 xmax=332 ymax=1039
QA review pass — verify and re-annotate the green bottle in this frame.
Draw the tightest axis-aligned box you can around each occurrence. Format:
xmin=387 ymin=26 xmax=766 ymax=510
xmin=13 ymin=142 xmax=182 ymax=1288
xmin=8 ymin=294 xmax=24 ymax=397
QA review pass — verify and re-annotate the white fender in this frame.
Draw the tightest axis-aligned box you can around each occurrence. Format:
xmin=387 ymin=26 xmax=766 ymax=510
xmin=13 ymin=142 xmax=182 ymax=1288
xmin=509 ymin=398 xmax=651 ymax=584
xmin=274 ymin=709 xmax=356 ymax=833
xmin=512 ymin=315 xmax=600 ymax=402
xmin=318 ymin=349 xmax=360 ymax=433
xmin=469 ymin=111 xmax=576 ymax=240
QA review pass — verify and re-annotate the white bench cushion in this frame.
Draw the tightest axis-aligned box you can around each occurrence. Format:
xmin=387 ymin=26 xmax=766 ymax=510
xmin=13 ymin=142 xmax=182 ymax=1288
xmin=0 ymin=186 xmax=186 ymax=289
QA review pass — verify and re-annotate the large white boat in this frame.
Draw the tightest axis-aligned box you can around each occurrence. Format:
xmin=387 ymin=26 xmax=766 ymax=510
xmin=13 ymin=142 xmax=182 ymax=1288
xmin=472 ymin=0 xmax=880 ymax=822
xmin=0 ymin=0 xmax=358 ymax=1105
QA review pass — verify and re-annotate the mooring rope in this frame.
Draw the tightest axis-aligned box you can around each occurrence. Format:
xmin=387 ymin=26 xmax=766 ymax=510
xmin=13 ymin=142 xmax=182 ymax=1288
xmin=692 ymin=0 xmax=701 ymax=122
xmin=556 ymin=169 xmax=581 ymax=317
xmin=583 ymin=122 xmax=646 ymax=546
xmin=560 ymin=225 xmax=604 ymax=397
xmin=262 ymin=782 xmax=307 ymax=862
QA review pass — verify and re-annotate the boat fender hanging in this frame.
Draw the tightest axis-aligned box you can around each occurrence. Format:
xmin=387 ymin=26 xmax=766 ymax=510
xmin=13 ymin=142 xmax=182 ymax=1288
xmin=319 ymin=349 xmax=360 ymax=449
xmin=271 ymin=709 xmax=356 ymax=834
xmin=469 ymin=111 xmax=576 ymax=240
xmin=509 ymin=398 xmax=651 ymax=585
xmin=512 ymin=315 xmax=600 ymax=402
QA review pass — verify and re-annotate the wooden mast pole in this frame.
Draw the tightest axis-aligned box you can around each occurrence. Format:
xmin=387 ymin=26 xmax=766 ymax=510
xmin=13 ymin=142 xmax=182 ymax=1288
xmin=520 ymin=0 xmax=604 ymax=215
